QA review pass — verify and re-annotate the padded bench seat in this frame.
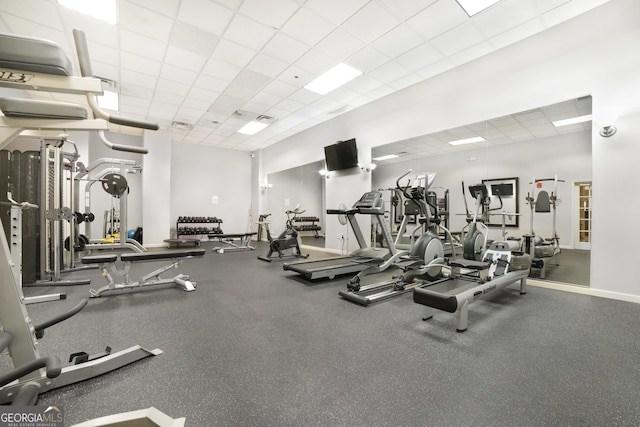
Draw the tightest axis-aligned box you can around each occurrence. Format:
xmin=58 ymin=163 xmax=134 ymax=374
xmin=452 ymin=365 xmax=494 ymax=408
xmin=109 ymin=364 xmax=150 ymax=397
xmin=81 ymin=249 xmax=205 ymax=265
xmin=0 ymin=32 xmax=73 ymax=76
xmin=0 ymin=97 xmax=88 ymax=120
xmin=208 ymin=232 xmax=256 ymax=239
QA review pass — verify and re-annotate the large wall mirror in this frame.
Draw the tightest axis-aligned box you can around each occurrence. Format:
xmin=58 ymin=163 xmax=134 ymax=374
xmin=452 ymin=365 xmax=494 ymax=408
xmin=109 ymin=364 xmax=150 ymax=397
xmin=371 ymin=96 xmax=592 ymax=287
xmin=264 ymin=160 xmax=325 ymax=248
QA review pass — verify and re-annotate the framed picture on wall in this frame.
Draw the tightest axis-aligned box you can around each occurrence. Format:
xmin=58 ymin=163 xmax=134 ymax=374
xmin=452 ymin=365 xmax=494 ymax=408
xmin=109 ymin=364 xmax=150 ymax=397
xmin=481 ymin=177 xmax=519 ymax=227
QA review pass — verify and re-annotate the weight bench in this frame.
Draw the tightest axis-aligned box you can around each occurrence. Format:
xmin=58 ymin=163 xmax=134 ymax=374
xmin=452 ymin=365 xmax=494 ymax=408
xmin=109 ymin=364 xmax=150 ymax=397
xmin=164 ymin=238 xmax=201 ymax=248
xmin=209 ymin=232 xmax=256 ymax=253
xmin=81 ymin=249 xmax=206 ymax=297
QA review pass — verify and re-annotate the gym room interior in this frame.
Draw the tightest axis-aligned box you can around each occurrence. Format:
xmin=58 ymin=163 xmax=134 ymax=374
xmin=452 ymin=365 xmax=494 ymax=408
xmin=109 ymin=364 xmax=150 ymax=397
xmin=1 ymin=0 xmax=639 ymax=426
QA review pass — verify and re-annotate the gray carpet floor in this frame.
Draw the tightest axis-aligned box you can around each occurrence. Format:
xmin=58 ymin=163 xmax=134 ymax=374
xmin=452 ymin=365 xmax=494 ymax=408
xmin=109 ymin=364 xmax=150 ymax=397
xmin=8 ymin=241 xmax=640 ymax=426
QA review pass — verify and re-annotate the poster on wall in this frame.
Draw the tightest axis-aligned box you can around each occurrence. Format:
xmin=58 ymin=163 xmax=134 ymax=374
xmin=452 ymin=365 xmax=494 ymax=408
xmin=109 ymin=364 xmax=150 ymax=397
xmin=481 ymin=177 xmax=519 ymax=227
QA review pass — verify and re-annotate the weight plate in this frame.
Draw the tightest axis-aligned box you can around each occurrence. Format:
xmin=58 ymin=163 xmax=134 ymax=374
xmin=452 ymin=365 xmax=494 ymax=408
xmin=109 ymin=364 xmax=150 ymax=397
xmin=101 ymin=173 xmax=128 ymax=196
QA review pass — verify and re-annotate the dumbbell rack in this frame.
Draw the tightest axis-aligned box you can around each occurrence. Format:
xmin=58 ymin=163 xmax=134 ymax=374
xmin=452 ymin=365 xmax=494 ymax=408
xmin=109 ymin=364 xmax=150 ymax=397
xmin=292 ymin=216 xmax=322 ymax=238
xmin=176 ymin=216 xmax=223 ymax=237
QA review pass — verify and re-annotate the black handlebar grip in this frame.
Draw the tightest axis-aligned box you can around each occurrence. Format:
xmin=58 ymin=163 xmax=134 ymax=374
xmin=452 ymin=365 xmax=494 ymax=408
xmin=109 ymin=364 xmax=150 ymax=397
xmin=109 ymin=114 xmax=160 ymax=131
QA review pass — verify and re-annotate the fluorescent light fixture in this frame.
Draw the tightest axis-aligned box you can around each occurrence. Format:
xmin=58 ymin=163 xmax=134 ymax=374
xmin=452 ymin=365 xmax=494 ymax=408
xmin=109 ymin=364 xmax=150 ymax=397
xmin=456 ymin=0 xmax=502 ymax=16
xmin=58 ymin=0 xmax=117 ymax=24
xmin=552 ymin=114 xmax=592 ymax=127
xmin=304 ymin=63 xmax=363 ymax=95
xmin=373 ymin=154 xmax=399 ymax=161
xmin=448 ymin=136 xmax=486 ymax=146
xmin=238 ymin=121 xmax=269 ymax=135
xmin=97 ymin=90 xmax=118 ymax=111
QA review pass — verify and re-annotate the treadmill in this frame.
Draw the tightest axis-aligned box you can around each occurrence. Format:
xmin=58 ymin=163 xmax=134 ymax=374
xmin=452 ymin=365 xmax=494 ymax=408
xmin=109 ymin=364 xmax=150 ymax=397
xmin=283 ymin=191 xmax=398 ymax=280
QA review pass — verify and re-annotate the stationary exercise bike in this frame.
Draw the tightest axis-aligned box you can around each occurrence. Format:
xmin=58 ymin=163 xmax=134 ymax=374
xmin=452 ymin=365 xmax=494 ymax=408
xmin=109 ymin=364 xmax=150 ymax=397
xmin=257 ymin=205 xmax=309 ymax=262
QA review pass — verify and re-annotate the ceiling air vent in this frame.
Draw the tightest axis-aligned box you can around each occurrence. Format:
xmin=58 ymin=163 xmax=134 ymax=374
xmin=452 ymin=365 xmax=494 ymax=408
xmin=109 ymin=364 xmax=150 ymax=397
xmin=171 ymin=121 xmax=193 ymax=130
xmin=255 ymin=114 xmax=277 ymax=125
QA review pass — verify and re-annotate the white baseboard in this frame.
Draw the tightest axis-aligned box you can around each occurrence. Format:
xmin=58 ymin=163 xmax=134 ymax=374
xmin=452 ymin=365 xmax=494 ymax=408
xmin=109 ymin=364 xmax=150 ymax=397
xmin=528 ymin=279 xmax=640 ymax=304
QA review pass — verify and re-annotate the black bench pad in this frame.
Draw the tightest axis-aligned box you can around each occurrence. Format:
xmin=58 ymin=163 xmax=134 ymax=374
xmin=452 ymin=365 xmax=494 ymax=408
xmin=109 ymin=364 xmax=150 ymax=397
xmin=450 ymin=258 xmax=491 ymax=270
xmin=82 ymin=249 xmax=205 ymax=264
xmin=208 ymin=232 xmax=257 ymax=239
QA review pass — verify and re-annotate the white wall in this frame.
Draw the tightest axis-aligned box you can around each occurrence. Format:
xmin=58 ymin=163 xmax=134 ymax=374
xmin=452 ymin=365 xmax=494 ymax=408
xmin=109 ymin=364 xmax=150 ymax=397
xmin=169 ymin=142 xmax=252 ymax=238
xmin=142 ymin=131 xmax=171 ymax=246
xmin=258 ymin=0 xmax=640 ymax=299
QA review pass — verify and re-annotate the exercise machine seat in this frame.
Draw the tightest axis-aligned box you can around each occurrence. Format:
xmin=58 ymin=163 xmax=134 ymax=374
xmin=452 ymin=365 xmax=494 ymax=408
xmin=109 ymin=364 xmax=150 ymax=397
xmin=0 ymin=32 xmax=73 ymax=76
xmin=535 ymin=190 xmax=551 ymax=213
xmin=0 ymin=97 xmax=88 ymax=120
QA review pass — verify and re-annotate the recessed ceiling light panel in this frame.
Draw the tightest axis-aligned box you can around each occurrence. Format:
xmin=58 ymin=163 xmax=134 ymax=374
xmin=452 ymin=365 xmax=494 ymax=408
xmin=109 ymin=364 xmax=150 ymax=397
xmin=448 ymin=136 xmax=486 ymax=146
xmin=238 ymin=121 xmax=269 ymax=135
xmin=58 ymin=0 xmax=117 ymax=24
xmin=456 ymin=0 xmax=502 ymax=16
xmin=552 ymin=114 xmax=592 ymax=127
xmin=304 ymin=63 xmax=363 ymax=95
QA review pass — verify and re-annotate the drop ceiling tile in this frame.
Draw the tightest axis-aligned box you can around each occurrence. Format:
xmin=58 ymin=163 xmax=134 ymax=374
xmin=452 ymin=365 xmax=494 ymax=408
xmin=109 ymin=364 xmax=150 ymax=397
xmin=262 ymin=79 xmax=300 ymax=98
xmin=280 ymin=7 xmax=334 ymax=46
xmin=536 ymin=0 xmax=571 ymax=12
xmin=473 ymin=0 xmax=539 ymax=39
xmin=345 ymin=75 xmax=384 ymax=94
xmin=148 ymin=101 xmax=179 ymax=120
xmin=369 ymin=60 xmax=411 ymax=84
xmin=249 ymin=91 xmax=284 ymax=108
xmin=160 ymin=63 xmax=198 ymax=86
xmin=389 ymin=73 xmax=422 ymax=90
xmin=120 ymin=1 xmax=173 ymax=41
xmin=239 ymin=0 xmax=300 ymax=29
xmin=315 ymin=28 xmax=365 ymax=61
xmin=120 ymin=30 xmax=167 ymax=61
xmin=156 ymin=78 xmax=191 ymax=97
xmin=304 ymin=0 xmax=368 ymax=25
xmin=542 ymin=0 xmax=610 ymax=27
xmin=177 ymin=0 xmax=234 ymax=35
xmin=371 ymin=24 xmax=424 ymax=58
xmin=175 ymin=106 xmax=205 ymax=122
xmin=194 ymin=74 xmax=230 ymax=94
xmin=262 ymin=33 xmax=310 ymax=63
xmin=241 ymin=100 xmax=271 ymax=115
xmin=489 ymin=17 xmax=545 ymax=50
xmin=3 ymin=0 xmax=64 ymax=29
xmin=342 ymin=2 xmax=400 ymax=43
xmin=279 ymin=65 xmax=316 ymax=86
xmin=163 ymin=46 xmax=208 ymax=73
xmin=2 ymin=16 xmax=68 ymax=49
xmin=121 ymin=52 xmax=162 ymax=77
xmin=90 ymin=61 xmax=119 ymax=82
xmin=224 ymin=14 xmax=276 ymax=51
xmin=449 ymin=40 xmax=493 ymax=65
xmin=430 ymin=21 xmax=486 ymax=56
xmin=395 ymin=43 xmax=444 ymax=70
xmin=125 ymin=0 xmax=180 ymax=17
xmin=201 ymin=58 xmax=241 ymax=81
xmin=212 ymin=39 xmax=258 ymax=68
xmin=346 ymin=45 xmax=391 ymax=73
xmin=83 ymin=41 xmax=118 ymax=68
xmin=295 ymin=49 xmax=337 ymax=74
xmin=326 ymin=86 xmax=360 ymax=103
xmin=417 ymin=58 xmax=454 ymax=80
xmin=275 ymin=98 xmax=305 ymax=113
xmin=170 ymin=21 xmax=220 ymax=57
xmin=121 ymin=80 xmax=156 ymax=98
xmin=367 ymin=85 xmax=395 ymax=100
xmin=246 ymin=53 xmax=289 ymax=78
xmin=376 ymin=0 xmax=437 ymax=20
xmin=407 ymin=0 xmax=468 ymax=40
xmin=288 ymin=88 xmax=322 ymax=105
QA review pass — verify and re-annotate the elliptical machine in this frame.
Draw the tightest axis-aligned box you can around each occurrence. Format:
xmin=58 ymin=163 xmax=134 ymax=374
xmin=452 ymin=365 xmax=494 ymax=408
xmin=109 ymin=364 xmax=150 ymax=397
xmin=258 ymin=205 xmax=309 ymax=262
xmin=460 ymin=182 xmax=503 ymax=261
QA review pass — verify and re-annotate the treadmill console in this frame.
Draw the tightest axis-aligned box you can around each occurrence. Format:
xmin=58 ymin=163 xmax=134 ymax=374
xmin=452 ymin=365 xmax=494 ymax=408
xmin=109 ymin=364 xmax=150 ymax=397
xmin=353 ymin=191 xmax=384 ymax=214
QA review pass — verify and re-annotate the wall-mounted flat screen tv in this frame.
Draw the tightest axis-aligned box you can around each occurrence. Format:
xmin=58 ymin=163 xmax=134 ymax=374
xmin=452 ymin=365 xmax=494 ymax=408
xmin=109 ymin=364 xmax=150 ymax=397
xmin=324 ymin=138 xmax=358 ymax=171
